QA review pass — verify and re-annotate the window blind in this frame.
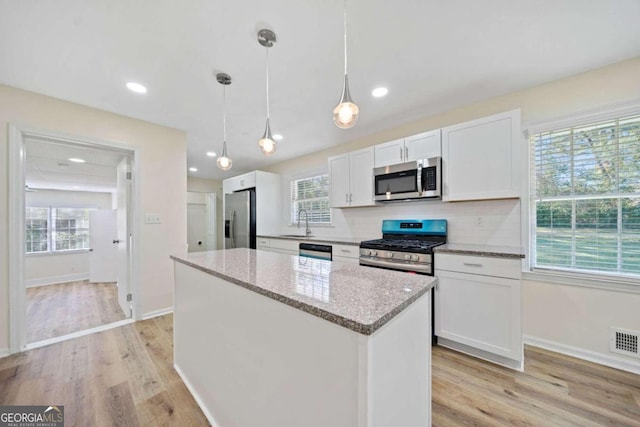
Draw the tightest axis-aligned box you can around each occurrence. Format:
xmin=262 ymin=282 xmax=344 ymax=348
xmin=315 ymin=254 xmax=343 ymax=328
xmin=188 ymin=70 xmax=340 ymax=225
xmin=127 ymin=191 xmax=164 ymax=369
xmin=291 ymin=174 xmax=331 ymax=224
xmin=531 ymin=114 xmax=640 ymax=276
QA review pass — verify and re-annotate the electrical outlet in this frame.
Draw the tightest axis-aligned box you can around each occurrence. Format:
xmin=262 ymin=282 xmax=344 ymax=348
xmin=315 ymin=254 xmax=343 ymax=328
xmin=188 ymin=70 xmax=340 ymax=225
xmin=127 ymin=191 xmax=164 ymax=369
xmin=145 ymin=214 xmax=161 ymax=224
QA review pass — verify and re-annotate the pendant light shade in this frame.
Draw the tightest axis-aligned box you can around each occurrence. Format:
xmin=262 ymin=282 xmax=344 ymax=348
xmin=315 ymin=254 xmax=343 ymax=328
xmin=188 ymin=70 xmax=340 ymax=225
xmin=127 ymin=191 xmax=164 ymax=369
xmin=258 ymin=29 xmax=277 ymax=155
xmin=333 ymin=0 xmax=359 ymax=129
xmin=216 ymin=73 xmax=232 ymax=171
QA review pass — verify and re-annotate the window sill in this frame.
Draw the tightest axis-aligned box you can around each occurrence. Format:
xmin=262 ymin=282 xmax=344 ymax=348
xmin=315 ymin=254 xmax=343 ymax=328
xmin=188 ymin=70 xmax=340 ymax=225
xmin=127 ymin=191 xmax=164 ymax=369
xmin=523 ymin=269 xmax=640 ymax=294
xmin=26 ymin=249 xmax=91 ymax=257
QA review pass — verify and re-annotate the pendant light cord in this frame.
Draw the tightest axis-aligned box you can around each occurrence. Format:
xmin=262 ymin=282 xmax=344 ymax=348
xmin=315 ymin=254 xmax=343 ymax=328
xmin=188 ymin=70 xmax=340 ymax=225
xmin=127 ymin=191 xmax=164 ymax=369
xmin=343 ymin=0 xmax=348 ymax=75
xmin=222 ymin=84 xmax=227 ymax=143
xmin=265 ymin=47 xmax=270 ymax=119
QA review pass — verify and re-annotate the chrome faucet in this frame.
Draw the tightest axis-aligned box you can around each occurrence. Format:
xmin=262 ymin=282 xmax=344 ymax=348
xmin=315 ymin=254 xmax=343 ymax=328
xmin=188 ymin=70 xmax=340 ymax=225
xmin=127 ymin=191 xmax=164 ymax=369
xmin=297 ymin=209 xmax=312 ymax=237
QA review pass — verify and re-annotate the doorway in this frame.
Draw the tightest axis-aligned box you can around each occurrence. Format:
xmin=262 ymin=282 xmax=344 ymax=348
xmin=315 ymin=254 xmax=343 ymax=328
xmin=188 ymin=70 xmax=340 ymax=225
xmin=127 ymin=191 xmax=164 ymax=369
xmin=8 ymin=125 xmax=138 ymax=352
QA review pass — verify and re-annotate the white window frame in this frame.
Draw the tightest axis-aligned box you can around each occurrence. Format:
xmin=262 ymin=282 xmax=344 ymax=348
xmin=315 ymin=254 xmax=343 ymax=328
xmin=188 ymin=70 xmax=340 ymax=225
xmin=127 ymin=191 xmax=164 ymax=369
xmin=25 ymin=206 xmax=93 ymax=255
xmin=290 ymin=173 xmax=332 ymax=226
xmin=523 ymin=102 xmax=640 ymax=293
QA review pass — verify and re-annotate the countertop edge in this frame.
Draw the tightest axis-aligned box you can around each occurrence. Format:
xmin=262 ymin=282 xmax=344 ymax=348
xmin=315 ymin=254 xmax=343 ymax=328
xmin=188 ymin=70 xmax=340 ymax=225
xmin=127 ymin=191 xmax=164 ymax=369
xmin=433 ymin=247 xmax=525 ymax=259
xmin=258 ymin=235 xmax=361 ymax=246
xmin=171 ymin=255 xmax=434 ymax=335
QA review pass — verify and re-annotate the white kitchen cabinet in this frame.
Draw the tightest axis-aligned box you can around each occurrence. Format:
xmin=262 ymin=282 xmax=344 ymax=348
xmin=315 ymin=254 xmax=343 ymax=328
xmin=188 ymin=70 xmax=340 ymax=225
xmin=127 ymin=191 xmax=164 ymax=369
xmin=223 ymin=171 xmax=256 ymax=194
xmin=441 ymin=109 xmax=521 ymax=201
xmin=328 ymin=147 xmax=375 ymax=208
xmin=332 ymin=244 xmax=359 ymax=264
xmin=435 ymin=253 xmax=522 ymax=363
xmin=374 ymin=130 xmax=441 ymax=168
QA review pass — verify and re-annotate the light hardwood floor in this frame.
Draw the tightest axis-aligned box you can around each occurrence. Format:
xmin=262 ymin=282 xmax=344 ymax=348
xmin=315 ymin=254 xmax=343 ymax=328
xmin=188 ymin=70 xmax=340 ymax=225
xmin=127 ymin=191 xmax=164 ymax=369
xmin=27 ymin=280 xmax=127 ymax=343
xmin=1 ymin=314 xmax=639 ymax=426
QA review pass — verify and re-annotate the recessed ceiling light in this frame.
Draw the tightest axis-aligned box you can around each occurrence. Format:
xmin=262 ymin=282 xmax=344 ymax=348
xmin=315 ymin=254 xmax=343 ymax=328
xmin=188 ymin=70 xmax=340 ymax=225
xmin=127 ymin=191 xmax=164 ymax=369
xmin=206 ymin=151 xmax=217 ymax=157
xmin=371 ymin=87 xmax=388 ymax=98
xmin=189 ymin=167 xmax=198 ymax=172
xmin=273 ymin=134 xmax=283 ymax=141
xmin=68 ymin=158 xmax=86 ymax=163
xmin=126 ymin=82 xmax=147 ymax=94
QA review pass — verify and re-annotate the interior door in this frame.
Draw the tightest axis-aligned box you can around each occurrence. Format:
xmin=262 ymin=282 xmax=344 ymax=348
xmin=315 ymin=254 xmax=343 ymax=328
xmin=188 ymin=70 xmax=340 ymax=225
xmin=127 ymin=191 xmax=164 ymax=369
xmin=89 ymin=209 xmax=118 ymax=282
xmin=116 ymin=157 xmax=132 ymax=317
xmin=187 ymin=203 xmax=207 ymax=252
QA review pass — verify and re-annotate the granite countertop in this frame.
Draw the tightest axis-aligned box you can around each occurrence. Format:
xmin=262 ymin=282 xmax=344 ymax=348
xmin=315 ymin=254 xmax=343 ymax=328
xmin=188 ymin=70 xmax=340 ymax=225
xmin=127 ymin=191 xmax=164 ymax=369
xmin=258 ymin=234 xmax=364 ymax=246
xmin=171 ymin=248 xmax=435 ymax=335
xmin=434 ymin=243 xmax=525 ymax=259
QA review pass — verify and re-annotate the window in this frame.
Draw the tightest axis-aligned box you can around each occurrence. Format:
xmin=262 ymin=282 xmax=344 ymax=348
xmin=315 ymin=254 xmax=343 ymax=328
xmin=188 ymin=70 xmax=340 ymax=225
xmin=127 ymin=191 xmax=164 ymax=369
xmin=291 ymin=174 xmax=331 ymax=224
xmin=25 ymin=207 xmax=49 ymax=253
xmin=25 ymin=207 xmax=92 ymax=254
xmin=530 ymin=114 xmax=640 ymax=277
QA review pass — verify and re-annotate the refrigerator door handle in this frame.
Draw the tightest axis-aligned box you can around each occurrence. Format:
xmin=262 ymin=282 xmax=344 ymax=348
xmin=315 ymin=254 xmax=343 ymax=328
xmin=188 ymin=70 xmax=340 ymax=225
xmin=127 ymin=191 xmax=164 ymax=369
xmin=232 ymin=210 xmax=237 ymax=248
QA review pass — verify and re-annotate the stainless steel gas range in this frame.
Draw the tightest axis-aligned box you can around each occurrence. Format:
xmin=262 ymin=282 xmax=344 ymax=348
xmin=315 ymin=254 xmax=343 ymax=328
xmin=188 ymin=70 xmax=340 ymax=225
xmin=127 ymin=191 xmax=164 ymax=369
xmin=359 ymin=219 xmax=447 ymax=345
xmin=359 ymin=219 xmax=447 ymax=276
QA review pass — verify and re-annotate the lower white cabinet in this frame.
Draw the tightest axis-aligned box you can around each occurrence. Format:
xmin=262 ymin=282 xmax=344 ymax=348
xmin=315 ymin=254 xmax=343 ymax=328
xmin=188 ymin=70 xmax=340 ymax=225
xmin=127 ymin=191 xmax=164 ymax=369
xmin=435 ymin=253 xmax=522 ymax=362
xmin=332 ymin=244 xmax=359 ymax=264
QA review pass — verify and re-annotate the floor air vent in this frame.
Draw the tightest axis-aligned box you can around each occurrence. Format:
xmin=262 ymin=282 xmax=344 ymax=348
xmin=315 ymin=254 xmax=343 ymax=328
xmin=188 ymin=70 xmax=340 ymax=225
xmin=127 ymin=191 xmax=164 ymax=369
xmin=610 ymin=328 xmax=640 ymax=358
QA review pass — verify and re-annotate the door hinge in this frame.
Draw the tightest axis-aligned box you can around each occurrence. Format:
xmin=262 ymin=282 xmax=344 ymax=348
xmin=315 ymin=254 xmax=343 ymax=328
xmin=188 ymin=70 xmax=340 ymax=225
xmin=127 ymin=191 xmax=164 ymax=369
xmin=127 ymin=293 xmax=132 ymax=302
xmin=126 ymin=171 xmax=132 ymax=180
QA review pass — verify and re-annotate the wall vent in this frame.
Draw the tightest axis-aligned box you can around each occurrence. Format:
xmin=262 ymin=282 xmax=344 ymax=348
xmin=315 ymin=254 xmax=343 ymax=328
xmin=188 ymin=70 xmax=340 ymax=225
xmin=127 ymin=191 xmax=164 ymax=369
xmin=610 ymin=327 xmax=640 ymax=358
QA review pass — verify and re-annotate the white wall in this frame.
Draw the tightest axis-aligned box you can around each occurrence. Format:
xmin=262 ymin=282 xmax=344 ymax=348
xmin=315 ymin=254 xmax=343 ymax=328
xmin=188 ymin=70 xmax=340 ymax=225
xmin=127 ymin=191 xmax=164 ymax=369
xmin=265 ymin=57 xmax=640 ymax=368
xmin=24 ymin=189 xmax=113 ymax=286
xmin=0 ymin=84 xmax=187 ymax=352
xmin=26 ymin=189 xmax=112 ymax=209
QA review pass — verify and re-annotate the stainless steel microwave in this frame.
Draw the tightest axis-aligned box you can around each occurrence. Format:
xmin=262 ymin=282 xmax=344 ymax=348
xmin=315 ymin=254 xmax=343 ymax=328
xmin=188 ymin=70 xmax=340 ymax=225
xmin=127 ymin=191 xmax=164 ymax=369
xmin=373 ymin=157 xmax=442 ymax=201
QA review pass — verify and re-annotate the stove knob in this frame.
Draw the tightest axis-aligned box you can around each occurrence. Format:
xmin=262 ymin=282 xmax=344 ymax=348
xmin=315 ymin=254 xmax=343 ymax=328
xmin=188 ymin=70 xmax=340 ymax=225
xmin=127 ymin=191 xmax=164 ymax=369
xmin=368 ymin=250 xmax=377 ymax=257
xmin=411 ymin=254 xmax=420 ymax=261
xmin=404 ymin=254 xmax=412 ymax=261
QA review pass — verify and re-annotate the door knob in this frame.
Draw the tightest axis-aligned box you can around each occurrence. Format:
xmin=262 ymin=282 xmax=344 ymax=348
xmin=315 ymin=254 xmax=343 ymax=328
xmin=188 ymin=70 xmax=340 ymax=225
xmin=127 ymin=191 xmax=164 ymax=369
xmin=113 ymin=239 xmax=120 ymax=244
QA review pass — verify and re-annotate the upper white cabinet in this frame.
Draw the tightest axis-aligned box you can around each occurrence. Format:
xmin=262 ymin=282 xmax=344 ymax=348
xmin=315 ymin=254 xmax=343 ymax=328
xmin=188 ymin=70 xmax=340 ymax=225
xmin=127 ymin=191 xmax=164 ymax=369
xmin=441 ymin=109 xmax=521 ymax=201
xmin=374 ymin=130 xmax=441 ymax=168
xmin=328 ymin=147 xmax=375 ymax=208
xmin=223 ymin=171 xmax=256 ymax=194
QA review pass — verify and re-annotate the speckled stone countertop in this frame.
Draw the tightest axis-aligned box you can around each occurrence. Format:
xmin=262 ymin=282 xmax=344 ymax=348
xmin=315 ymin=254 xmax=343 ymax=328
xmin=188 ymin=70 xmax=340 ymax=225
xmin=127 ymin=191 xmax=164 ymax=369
xmin=171 ymin=248 xmax=435 ymax=335
xmin=434 ymin=243 xmax=525 ymax=259
xmin=258 ymin=234 xmax=364 ymax=246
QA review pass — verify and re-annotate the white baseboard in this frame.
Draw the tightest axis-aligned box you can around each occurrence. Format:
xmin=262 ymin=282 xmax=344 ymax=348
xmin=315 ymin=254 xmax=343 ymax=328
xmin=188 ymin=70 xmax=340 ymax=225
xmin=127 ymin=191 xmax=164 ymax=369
xmin=25 ymin=319 xmax=134 ymax=351
xmin=437 ymin=337 xmax=524 ymax=371
xmin=523 ymin=335 xmax=640 ymax=375
xmin=0 ymin=348 xmax=9 ymax=359
xmin=174 ymin=363 xmax=219 ymax=427
xmin=26 ymin=273 xmax=89 ymax=288
xmin=141 ymin=307 xmax=174 ymax=320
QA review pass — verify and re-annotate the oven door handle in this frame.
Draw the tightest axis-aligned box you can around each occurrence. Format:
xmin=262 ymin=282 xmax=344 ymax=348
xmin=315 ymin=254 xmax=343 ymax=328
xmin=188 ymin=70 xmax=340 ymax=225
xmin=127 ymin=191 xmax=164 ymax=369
xmin=359 ymin=257 xmax=432 ymax=274
xmin=416 ymin=162 xmax=422 ymax=194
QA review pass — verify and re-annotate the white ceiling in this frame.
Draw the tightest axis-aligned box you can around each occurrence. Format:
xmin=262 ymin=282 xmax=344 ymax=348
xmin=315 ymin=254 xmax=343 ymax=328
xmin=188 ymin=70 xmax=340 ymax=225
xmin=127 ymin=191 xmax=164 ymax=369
xmin=25 ymin=138 xmax=125 ymax=192
xmin=2 ymin=0 xmax=640 ymax=181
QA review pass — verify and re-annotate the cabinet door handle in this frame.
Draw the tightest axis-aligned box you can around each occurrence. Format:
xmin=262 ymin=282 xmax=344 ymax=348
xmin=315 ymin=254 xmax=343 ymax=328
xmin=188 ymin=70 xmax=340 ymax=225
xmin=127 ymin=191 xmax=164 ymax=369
xmin=340 ymin=249 xmax=351 ymax=253
xmin=463 ymin=262 xmax=483 ymax=267
xmin=346 ymin=193 xmax=349 ymax=203
xmin=349 ymin=193 xmax=353 ymax=203
xmin=405 ymin=146 xmax=408 ymax=160
xmin=400 ymin=147 xmax=403 ymax=161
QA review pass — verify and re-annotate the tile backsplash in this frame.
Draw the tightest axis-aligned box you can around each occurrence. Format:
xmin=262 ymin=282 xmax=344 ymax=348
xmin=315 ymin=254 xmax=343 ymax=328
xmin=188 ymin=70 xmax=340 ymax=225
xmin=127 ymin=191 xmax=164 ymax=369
xmin=283 ymin=198 xmax=522 ymax=247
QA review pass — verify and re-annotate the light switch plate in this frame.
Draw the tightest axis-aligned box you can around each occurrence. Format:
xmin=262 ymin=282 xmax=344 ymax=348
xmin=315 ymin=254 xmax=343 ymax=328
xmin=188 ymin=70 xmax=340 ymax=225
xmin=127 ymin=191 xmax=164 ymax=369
xmin=145 ymin=214 xmax=161 ymax=224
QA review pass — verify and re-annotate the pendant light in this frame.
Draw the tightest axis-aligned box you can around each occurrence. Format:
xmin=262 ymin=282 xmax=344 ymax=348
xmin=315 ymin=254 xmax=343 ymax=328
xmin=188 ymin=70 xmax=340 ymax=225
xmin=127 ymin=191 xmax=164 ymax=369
xmin=216 ymin=73 xmax=232 ymax=171
xmin=333 ymin=0 xmax=359 ymax=129
xmin=257 ymin=29 xmax=277 ymax=155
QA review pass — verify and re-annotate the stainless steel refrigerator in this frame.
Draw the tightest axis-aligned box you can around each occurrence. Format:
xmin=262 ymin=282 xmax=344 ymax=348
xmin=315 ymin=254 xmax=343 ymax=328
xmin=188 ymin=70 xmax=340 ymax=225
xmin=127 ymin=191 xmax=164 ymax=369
xmin=224 ymin=189 xmax=257 ymax=249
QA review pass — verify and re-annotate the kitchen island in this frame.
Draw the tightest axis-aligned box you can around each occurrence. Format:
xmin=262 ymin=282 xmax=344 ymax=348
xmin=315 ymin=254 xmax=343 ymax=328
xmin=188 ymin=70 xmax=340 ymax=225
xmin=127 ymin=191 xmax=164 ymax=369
xmin=171 ymin=248 xmax=436 ymax=427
